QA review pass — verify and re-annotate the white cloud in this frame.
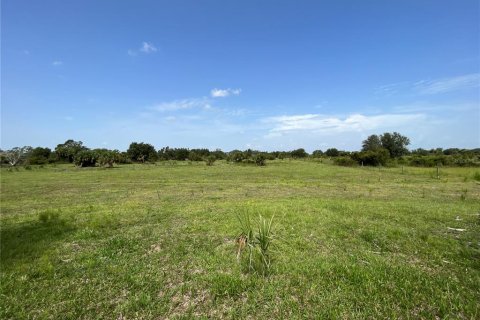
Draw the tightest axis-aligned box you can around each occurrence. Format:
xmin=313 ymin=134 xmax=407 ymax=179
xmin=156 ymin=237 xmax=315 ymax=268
xmin=264 ymin=113 xmax=426 ymax=134
xmin=149 ymin=98 xmax=211 ymax=112
xmin=140 ymin=42 xmax=157 ymax=53
xmin=414 ymin=73 xmax=480 ymax=94
xmin=211 ymin=88 xmax=242 ymax=98
xmin=52 ymin=61 xmax=63 ymax=66
xmin=128 ymin=42 xmax=158 ymax=56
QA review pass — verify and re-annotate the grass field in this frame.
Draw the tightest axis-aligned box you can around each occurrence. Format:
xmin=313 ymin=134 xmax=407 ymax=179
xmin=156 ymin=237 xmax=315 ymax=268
xmin=1 ymin=160 xmax=479 ymax=319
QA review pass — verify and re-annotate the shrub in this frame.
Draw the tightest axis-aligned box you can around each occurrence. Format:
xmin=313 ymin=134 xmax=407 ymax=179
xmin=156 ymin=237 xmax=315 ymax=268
xmin=473 ymin=172 xmax=480 ymax=181
xmin=351 ymin=148 xmax=390 ymax=166
xmin=205 ymin=155 xmax=216 ymax=166
xmin=228 ymin=151 xmax=245 ymax=163
xmin=74 ymin=150 xmax=98 ymax=167
xmin=188 ymin=151 xmax=203 ymax=161
xmin=97 ymin=150 xmax=120 ymax=167
xmin=253 ymin=154 xmax=266 ymax=166
xmin=333 ymin=157 xmax=357 ymax=167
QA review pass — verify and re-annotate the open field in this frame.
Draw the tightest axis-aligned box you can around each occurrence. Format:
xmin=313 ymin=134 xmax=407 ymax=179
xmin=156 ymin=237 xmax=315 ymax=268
xmin=1 ymin=160 xmax=479 ymax=319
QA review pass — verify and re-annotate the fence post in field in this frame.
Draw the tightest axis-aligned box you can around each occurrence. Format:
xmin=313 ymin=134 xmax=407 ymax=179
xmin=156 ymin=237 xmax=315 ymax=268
xmin=436 ymin=165 xmax=439 ymax=179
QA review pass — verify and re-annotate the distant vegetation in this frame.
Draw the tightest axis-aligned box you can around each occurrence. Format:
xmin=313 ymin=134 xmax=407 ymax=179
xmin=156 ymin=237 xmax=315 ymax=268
xmin=1 ymin=132 xmax=479 ymax=168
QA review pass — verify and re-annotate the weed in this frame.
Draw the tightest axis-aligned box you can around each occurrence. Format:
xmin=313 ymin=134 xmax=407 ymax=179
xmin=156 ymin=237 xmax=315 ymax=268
xmin=236 ymin=210 xmax=275 ymax=276
xmin=38 ymin=209 xmax=60 ymax=223
xmin=473 ymin=171 xmax=480 ymax=181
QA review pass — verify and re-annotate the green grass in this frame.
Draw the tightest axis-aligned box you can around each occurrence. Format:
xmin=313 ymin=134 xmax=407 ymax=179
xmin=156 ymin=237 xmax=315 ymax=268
xmin=1 ymin=160 xmax=479 ymax=319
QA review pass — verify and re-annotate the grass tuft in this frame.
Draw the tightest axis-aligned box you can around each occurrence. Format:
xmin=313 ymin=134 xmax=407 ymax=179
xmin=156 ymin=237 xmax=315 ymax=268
xmin=236 ymin=210 xmax=275 ymax=276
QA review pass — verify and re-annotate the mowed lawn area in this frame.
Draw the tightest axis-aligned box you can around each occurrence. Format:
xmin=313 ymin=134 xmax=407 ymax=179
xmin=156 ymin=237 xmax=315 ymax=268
xmin=1 ymin=160 xmax=479 ymax=319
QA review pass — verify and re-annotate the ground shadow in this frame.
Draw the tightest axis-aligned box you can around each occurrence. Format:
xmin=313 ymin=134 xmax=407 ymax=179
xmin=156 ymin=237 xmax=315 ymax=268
xmin=1 ymin=214 xmax=76 ymax=270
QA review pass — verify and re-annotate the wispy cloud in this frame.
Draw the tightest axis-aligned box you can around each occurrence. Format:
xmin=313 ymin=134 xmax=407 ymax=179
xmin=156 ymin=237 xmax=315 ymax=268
xmin=211 ymin=88 xmax=241 ymax=98
xmin=414 ymin=73 xmax=480 ymax=94
xmin=52 ymin=61 xmax=63 ymax=66
xmin=377 ymin=73 xmax=480 ymax=97
xmin=128 ymin=41 xmax=157 ymax=56
xmin=148 ymin=98 xmax=211 ymax=112
xmin=264 ymin=113 xmax=426 ymax=134
xmin=140 ymin=42 xmax=157 ymax=53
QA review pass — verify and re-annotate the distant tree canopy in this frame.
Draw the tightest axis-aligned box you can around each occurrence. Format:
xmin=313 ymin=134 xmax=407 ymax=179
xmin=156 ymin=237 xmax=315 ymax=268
xmin=290 ymin=148 xmax=308 ymax=158
xmin=127 ymin=142 xmax=157 ymax=162
xmin=74 ymin=150 xmax=97 ymax=167
xmin=362 ymin=135 xmax=382 ymax=152
xmin=362 ymin=132 xmax=410 ymax=158
xmin=380 ymin=132 xmax=410 ymax=158
xmin=312 ymin=150 xmax=323 ymax=158
xmin=325 ymin=148 xmax=339 ymax=157
xmin=3 ymin=132 xmax=480 ymax=169
xmin=29 ymin=147 xmax=52 ymax=164
xmin=3 ymin=146 xmax=32 ymax=166
xmin=55 ymin=140 xmax=86 ymax=163
xmin=96 ymin=149 xmax=121 ymax=167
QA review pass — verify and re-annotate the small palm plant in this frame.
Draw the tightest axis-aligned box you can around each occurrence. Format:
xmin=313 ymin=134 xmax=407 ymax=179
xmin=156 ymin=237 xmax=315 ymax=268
xmin=236 ymin=211 xmax=275 ymax=276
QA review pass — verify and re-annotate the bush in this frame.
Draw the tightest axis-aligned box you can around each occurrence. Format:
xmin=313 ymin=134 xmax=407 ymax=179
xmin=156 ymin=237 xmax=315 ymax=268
xmin=473 ymin=172 xmax=480 ymax=181
xmin=188 ymin=151 xmax=203 ymax=161
xmin=253 ymin=154 xmax=266 ymax=166
xmin=96 ymin=150 xmax=120 ymax=167
xmin=351 ymin=148 xmax=390 ymax=166
xmin=206 ymin=155 xmax=216 ymax=166
xmin=74 ymin=150 xmax=98 ymax=167
xmin=333 ymin=157 xmax=357 ymax=167
xmin=228 ymin=151 xmax=245 ymax=163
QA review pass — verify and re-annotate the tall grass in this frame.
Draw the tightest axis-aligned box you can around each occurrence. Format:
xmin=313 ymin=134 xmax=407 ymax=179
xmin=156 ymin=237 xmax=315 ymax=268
xmin=236 ymin=210 xmax=275 ymax=276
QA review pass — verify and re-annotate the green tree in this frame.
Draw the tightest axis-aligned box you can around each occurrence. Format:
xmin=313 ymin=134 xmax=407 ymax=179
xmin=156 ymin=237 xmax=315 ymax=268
xmin=290 ymin=148 xmax=308 ymax=158
xmin=253 ymin=154 xmax=266 ymax=166
xmin=380 ymin=132 xmax=410 ymax=158
xmin=325 ymin=148 xmax=339 ymax=157
xmin=3 ymin=146 xmax=32 ymax=166
xmin=74 ymin=150 xmax=98 ymax=167
xmin=96 ymin=149 xmax=121 ymax=167
xmin=28 ymin=147 xmax=52 ymax=164
xmin=312 ymin=150 xmax=324 ymax=158
xmin=362 ymin=134 xmax=382 ymax=152
xmin=127 ymin=142 xmax=157 ymax=162
xmin=55 ymin=140 xmax=86 ymax=163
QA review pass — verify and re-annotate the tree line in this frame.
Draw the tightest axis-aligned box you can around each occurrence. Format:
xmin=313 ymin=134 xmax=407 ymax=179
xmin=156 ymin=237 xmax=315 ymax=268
xmin=1 ymin=132 xmax=479 ymax=168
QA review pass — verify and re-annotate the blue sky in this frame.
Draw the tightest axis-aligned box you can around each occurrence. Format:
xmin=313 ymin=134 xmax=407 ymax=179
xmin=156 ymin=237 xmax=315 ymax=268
xmin=2 ymin=0 xmax=479 ymax=151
